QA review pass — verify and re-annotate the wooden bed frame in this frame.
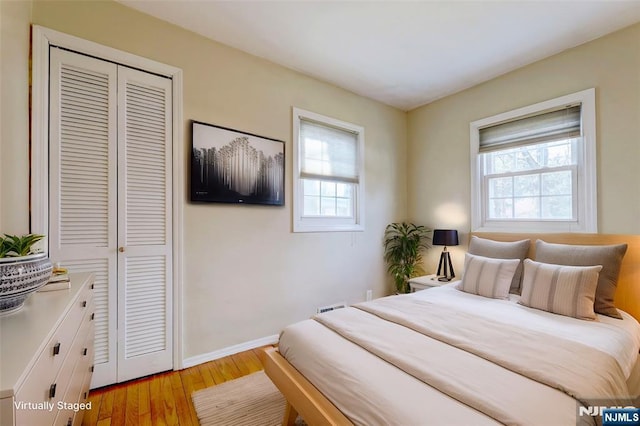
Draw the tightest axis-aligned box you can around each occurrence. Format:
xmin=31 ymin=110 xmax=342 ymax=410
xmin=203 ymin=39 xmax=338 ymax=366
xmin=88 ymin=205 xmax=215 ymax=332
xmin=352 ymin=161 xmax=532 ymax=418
xmin=261 ymin=233 xmax=640 ymax=426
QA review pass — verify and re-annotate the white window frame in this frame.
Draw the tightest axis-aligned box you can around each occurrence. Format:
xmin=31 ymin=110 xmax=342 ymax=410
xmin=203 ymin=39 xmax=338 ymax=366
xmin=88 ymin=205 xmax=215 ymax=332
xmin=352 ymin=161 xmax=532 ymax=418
xmin=292 ymin=107 xmax=365 ymax=232
xmin=470 ymin=88 xmax=597 ymax=233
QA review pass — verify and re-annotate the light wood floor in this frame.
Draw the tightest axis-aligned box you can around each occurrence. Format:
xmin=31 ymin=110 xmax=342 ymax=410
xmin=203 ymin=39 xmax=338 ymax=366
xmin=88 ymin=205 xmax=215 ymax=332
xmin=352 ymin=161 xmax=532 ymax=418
xmin=81 ymin=346 xmax=269 ymax=426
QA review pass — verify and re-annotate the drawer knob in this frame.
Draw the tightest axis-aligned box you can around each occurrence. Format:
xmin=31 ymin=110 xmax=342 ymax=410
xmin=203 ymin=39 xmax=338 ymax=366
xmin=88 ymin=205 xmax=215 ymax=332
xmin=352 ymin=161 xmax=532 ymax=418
xmin=83 ymin=348 xmax=88 ymax=356
xmin=49 ymin=383 xmax=57 ymax=399
xmin=53 ymin=343 xmax=61 ymax=356
xmin=91 ymin=283 xmax=94 ymax=289
xmin=90 ymin=313 xmax=95 ymax=320
xmin=90 ymin=365 xmax=94 ymax=372
xmin=82 ymin=300 xmax=87 ymax=307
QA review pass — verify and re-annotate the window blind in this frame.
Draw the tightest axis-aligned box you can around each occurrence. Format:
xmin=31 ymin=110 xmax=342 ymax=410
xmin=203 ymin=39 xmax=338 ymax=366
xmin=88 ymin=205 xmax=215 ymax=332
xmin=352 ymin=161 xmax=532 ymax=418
xmin=300 ymin=118 xmax=359 ymax=183
xmin=479 ymin=105 xmax=581 ymax=153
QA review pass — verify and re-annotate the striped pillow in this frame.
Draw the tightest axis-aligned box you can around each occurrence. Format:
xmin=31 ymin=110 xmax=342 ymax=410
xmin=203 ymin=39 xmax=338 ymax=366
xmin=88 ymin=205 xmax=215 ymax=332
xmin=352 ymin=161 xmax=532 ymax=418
xmin=519 ymin=259 xmax=602 ymax=320
xmin=534 ymin=240 xmax=627 ymax=319
xmin=468 ymin=236 xmax=530 ymax=294
xmin=458 ymin=253 xmax=520 ymax=300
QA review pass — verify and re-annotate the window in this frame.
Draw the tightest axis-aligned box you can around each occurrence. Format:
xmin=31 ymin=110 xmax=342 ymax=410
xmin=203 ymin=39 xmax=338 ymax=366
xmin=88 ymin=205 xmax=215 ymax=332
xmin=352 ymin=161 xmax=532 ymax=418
xmin=470 ymin=89 xmax=596 ymax=232
xmin=293 ymin=108 xmax=364 ymax=232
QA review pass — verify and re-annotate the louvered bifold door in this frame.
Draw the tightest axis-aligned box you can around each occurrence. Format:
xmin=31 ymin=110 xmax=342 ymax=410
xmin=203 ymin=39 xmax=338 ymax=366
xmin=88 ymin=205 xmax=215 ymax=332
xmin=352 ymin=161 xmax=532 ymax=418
xmin=116 ymin=66 xmax=173 ymax=382
xmin=49 ymin=48 xmax=118 ymax=387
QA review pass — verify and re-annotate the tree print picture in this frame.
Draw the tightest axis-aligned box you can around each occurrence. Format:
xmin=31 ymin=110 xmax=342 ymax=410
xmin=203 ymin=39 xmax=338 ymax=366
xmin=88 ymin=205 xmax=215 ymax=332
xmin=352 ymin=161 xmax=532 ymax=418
xmin=191 ymin=121 xmax=285 ymax=206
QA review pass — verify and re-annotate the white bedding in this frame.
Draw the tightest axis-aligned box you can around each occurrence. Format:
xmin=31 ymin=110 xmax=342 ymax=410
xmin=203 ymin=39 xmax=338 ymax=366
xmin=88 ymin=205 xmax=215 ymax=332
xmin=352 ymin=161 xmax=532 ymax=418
xmin=278 ymin=284 xmax=640 ymax=426
xmin=421 ymin=284 xmax=640 ymax=379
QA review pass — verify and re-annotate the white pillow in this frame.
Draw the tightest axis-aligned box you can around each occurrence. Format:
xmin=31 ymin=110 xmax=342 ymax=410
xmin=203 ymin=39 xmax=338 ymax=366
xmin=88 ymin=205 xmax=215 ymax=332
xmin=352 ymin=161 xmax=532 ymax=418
xmin=458 ymin=253 xmax=520 ymax=300
xmin=519 ymin=259 xmax=602 ymax=320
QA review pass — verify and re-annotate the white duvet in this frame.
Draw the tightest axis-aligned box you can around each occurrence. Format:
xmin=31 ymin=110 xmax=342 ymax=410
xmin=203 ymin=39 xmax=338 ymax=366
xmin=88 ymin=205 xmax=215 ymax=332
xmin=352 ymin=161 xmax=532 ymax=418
xmin=419 ymin=284 xmax=640 ymax=379
xmin=278 ymin=284 xmax=640 ymax=426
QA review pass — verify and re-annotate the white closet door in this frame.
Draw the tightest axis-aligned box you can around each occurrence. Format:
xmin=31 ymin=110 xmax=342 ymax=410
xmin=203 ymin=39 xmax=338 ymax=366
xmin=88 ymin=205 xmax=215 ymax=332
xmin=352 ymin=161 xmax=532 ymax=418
xmin=50 ymin=48 xmax=174 ymax=387
xmin=49 ymin=48 xmax=118 ymax=387
xmin=116 ymin=67 xmax=173 ymax=382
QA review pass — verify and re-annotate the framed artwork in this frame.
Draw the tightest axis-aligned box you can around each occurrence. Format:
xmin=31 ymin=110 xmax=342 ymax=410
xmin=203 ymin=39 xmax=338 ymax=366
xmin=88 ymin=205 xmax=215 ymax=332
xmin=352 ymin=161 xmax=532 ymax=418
xmin=190 ymin=121 xmax=285 ymax=206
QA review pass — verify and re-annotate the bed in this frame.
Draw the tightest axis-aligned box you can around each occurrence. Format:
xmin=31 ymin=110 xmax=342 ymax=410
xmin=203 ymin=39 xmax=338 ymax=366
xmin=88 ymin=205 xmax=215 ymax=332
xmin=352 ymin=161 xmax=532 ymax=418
xmin=261 ymin=233 xmax=640 ymax=426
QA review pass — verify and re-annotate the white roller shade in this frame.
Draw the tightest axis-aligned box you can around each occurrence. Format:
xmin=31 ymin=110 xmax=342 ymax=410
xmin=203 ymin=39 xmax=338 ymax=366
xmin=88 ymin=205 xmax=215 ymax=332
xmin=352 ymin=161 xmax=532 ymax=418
xmin=300 ymin=119 xmax=359 ymax=183
xmin=479 ymin=105 xmax=581 ymax=152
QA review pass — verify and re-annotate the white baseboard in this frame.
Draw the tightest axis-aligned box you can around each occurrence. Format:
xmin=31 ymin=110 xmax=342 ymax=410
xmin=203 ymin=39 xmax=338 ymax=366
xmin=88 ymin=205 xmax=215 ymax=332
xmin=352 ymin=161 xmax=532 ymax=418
xmin=182 ymin=334 xmax=279 ymax=369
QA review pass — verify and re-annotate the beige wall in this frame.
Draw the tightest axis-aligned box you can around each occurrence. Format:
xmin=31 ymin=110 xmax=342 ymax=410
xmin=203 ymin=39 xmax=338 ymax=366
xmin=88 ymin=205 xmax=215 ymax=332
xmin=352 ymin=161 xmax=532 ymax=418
xmin=5 ymin=0 xmax=638 ymax=363
xmin=3 ymin=1 xmax=407 ymax=360
xmin=408 ymin=23 xmax=640 ymax=275
xmin=0 ymin=0 xmax=32 ymax=234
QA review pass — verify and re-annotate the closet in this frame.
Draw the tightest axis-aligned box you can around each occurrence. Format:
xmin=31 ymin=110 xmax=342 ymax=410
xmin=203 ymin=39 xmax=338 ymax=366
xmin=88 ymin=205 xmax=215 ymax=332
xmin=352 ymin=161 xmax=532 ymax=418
xmin=48 ymin=47 xmax=173 ymax=387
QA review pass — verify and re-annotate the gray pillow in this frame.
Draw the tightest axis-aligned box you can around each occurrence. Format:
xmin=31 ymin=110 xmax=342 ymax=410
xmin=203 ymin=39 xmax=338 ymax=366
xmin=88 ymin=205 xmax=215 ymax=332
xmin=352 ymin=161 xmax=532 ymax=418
xmin=468 ymin=236 xmax=530 ymax=293
xmin=534 ymin=240 xmax=628 ymax=319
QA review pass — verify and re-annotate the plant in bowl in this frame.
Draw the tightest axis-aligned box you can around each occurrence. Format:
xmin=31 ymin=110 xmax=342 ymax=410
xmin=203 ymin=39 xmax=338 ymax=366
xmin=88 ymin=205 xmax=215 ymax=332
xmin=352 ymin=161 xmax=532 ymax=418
xmin=0 ymin=234 xmax=52 ymax=314
xmin=0 ymin=234 xmax=45 ymax=257
xmin=383 ymin=222 xmax=431 ymax=294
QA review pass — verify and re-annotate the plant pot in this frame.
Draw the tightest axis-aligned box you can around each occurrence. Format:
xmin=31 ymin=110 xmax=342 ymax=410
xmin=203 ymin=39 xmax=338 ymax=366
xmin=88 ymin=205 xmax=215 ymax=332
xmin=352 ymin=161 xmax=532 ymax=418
xmin=0 ymin=253 xmax=53 ymax=314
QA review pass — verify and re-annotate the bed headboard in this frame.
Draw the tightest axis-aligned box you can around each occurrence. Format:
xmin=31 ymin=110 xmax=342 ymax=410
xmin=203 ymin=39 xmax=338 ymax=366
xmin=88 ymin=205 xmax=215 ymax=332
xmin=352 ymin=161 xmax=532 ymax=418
xmin=473 ymin=233 xmax=640 ymax=323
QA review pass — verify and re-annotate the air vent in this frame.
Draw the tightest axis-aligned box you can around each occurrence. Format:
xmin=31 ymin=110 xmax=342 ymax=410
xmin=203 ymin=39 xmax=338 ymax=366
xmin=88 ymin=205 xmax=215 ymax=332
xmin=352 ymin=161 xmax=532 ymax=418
xmin=317 ymin=302 xmax=347 ymax=314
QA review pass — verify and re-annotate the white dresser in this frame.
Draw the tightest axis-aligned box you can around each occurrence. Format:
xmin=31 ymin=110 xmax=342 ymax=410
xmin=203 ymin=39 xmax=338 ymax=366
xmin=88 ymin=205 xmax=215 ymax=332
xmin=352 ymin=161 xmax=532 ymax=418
xmin=0 ymin=273 xmax=95 ymax=426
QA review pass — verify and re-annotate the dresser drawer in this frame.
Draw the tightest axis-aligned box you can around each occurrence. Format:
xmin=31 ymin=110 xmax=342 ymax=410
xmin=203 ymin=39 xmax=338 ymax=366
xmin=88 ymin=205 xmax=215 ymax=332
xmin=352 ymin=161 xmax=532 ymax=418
xmin=50 ymin=299 xmax=94 ymax=405
xmin=11 ymin=276 xmax=94 ymax=426
xmin=14 ymin=292 xmax=92 ymax=404
xmin=54 ymin=315 xmax=95 ymax=426
xmin=54 ymin=347 xmax=94 ymax=426
xmin=74 ymin=361 xmax=94 ymax=426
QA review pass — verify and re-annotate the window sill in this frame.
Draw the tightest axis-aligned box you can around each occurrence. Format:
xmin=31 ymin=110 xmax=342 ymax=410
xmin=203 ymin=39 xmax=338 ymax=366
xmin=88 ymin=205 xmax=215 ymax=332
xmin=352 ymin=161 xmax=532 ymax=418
xmin=293 ymin=222 xmax=364 ymax=233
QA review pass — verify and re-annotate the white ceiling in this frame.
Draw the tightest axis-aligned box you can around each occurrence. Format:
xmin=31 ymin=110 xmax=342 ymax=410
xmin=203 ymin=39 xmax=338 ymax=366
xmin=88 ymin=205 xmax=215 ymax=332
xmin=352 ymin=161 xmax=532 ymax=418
xmin=119 ymin=1 xmax=640 ymax=111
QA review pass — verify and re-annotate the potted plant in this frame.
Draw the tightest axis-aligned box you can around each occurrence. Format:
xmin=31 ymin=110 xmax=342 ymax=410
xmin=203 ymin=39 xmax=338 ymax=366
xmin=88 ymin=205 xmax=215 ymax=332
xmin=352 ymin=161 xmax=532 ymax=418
xmin=383 ymin=222 xmax=431 ymax=294
xmin=0 ymin=234 xmax=45 ymax=257
xmin=0 ymin=234 xmax=52 ymax=314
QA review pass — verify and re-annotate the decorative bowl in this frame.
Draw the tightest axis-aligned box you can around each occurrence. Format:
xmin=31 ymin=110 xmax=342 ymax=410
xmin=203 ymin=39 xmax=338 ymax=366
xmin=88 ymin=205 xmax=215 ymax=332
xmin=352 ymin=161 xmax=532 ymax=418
xmin=0 ymin=253 xmax=53 ymax=314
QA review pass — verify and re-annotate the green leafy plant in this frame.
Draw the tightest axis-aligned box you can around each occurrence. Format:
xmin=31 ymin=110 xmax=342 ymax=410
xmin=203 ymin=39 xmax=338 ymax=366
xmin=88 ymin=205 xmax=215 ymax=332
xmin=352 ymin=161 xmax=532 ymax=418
xmin=0 ymin=234 xmax=45 ymax=258
xmin=383 ymin=222 xmax=431 ymax=294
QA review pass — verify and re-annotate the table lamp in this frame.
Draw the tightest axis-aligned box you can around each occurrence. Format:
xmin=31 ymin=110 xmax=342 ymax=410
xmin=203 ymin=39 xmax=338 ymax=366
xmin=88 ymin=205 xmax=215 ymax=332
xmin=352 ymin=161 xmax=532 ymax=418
xmin=433 ymin=229 xmax=459 ymax=282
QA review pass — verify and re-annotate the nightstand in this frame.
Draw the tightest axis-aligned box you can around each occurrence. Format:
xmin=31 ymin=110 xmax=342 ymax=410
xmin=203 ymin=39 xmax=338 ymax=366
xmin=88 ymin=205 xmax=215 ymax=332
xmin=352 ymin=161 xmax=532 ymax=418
xmin=409 ymin=274 xmax=452 ymax=292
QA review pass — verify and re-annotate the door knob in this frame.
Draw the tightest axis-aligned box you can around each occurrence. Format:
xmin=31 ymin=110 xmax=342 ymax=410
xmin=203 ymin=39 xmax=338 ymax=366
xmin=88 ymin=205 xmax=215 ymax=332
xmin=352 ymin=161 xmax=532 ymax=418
xmin=118 ymin=247 xmax=125 ymax=253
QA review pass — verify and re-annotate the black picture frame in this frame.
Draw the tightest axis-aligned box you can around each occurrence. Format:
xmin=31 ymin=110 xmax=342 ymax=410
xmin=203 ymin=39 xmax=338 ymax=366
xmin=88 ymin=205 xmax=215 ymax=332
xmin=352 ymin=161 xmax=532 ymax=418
xmin=190 ymin=121 xmax=285 ymax=206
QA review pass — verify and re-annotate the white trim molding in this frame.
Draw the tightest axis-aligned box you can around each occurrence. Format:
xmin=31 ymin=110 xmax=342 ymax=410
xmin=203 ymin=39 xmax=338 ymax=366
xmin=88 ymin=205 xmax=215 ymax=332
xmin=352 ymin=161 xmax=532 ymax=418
xmin=31 ymin=25 xmax=185 ymax=370
xmin=182 ymin=335 xmax=280 ymax=369
xmin=469 ymin=88 xmax=597 ymax=233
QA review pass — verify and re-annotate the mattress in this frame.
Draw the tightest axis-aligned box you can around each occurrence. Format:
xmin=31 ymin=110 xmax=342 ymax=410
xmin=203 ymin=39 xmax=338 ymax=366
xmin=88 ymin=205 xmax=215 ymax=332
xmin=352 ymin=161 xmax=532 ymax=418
xmin=278 ymin=284 xmax=640 ymax=426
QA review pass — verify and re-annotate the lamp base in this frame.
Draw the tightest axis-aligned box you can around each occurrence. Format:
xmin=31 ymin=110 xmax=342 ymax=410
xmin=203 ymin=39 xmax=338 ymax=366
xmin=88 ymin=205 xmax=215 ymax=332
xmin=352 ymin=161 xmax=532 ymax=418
xmin=436 ymin=250 xmax=455 ymax=282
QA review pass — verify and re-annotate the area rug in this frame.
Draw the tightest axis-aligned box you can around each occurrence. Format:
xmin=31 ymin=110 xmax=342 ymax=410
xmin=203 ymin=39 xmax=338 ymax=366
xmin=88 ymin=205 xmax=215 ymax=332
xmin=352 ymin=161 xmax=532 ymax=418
xmin=192 ymin=370 xmax=304 ymax=426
